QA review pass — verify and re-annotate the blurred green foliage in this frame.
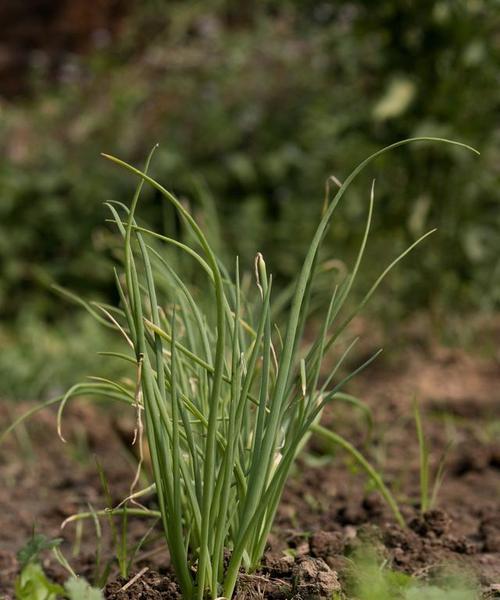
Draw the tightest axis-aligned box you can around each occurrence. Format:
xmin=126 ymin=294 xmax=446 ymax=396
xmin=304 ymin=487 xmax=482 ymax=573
xmin=346 ymin=546 xmax=479 ymax=600
xmin=1 ymin=0 xmax=499 ymax=398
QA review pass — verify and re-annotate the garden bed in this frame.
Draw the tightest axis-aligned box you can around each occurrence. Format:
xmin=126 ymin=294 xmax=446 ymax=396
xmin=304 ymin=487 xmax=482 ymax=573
xmin=1 ymin=336 xmax=500 ymax=598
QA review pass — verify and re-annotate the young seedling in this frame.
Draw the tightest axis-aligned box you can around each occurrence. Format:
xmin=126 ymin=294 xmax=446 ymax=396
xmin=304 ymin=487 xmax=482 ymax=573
xmin=15 ymin=533 xmax=104 ymax=600
xmin=347 ymin=545 xmax=479 ymax=600
xmin=413 ymin=398 xmax=453 ymax=514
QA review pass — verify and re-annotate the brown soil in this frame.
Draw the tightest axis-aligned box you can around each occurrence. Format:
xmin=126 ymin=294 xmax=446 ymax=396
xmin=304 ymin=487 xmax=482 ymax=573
xmin=1 ymin=338 xmax=500 ymax=598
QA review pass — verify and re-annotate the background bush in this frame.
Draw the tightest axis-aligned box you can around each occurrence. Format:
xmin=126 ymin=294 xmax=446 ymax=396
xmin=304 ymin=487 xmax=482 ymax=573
xmin=1 ymin=0 xmax=498 ymax=398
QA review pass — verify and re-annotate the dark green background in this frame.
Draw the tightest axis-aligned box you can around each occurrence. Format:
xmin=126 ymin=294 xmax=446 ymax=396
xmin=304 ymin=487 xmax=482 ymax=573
xmin=1 ymin=1 xmax=498 ymax=398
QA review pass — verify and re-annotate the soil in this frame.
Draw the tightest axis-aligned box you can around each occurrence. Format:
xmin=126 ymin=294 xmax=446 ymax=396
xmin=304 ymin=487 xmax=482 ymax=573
xmin=1 ymin=335 xmax=500 ymax=598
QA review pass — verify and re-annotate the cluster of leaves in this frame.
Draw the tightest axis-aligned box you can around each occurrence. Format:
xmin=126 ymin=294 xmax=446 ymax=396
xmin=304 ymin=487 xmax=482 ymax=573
xmin=13 ymin=138 xmax=466 ymax=600
xmin=15 ymin=534 xmax=103 ymax=600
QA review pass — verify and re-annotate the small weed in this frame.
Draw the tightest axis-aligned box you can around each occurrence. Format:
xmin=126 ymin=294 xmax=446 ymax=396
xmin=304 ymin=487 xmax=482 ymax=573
xmin=347 ymin=546 xmax=480 ymax=600
xmin=414 ymin=398 xmax=453 ymax=514
xmin=15 ymin=533 xmax=104 ymax=600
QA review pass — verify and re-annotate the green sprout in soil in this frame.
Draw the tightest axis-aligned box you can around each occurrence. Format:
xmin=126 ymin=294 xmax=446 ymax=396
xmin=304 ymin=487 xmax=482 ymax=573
xmin=347 ymin=546 xmax=479 ymax=600
xmin=15 ymin=533 xmax=103 ymax=600
xmin=413 ymin=397 xmax=453 ymax=514
xmin=3 ymin=138 xmax=478 ymax=599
